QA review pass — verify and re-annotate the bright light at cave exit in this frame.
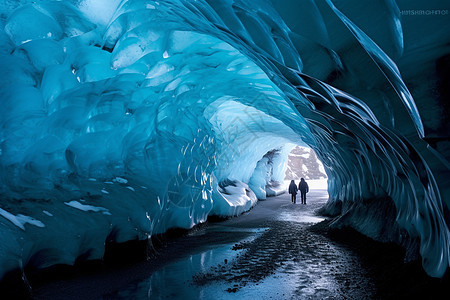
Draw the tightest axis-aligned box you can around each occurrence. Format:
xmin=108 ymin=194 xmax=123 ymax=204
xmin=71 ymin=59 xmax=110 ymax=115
xmin=284 ymin=146 xmax=328 ymax=190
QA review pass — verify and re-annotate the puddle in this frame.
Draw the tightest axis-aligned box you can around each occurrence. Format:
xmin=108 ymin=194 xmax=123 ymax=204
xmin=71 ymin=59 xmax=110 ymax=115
xmin=103 ymin=192 xmax=333 ymax=299
xmin=106 ymin=223 xmax=340 ymax=300
xmin=105 ymin=245 xmax=242 ymax=299
xmin=277 ymin=212 xmax=325 ymax=224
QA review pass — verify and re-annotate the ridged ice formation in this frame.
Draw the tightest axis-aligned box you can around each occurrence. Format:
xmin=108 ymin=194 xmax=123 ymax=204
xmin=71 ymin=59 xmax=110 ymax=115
xmin=0 ymin=0 xmax=449 ymax=278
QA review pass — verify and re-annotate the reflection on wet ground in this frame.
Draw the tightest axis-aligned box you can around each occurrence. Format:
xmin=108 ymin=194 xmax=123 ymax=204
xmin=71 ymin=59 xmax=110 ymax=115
xmin=106 ymin=190 xmax=375 ymax=299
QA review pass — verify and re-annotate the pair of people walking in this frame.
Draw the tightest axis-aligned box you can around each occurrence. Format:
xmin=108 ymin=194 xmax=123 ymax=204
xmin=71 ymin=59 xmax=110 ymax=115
xmin=288 ymin=178 xmax=309 ymax=204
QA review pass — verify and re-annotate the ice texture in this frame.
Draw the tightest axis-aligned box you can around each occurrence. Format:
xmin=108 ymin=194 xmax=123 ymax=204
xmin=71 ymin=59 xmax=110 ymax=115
xmin=0 ymin=0 xmax=449 ymax=279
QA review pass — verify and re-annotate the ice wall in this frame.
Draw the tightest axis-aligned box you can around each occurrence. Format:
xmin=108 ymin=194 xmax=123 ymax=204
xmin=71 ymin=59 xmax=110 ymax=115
xmin=0 ymin=0 xmax=449 ymax=279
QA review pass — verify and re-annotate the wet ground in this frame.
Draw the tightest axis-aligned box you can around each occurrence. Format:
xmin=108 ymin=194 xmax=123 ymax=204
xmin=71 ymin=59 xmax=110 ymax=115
xmin=29 ymin=189 xmax=448 ymax=299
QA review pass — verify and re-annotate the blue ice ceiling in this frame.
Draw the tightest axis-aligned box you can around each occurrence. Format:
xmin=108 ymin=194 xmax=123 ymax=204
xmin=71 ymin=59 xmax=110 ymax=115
xmin=0 ymin=0 xmax=449 ymax=279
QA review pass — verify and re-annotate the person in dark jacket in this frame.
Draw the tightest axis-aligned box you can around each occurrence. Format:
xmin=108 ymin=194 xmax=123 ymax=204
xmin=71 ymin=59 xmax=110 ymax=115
xmin=298 ymin=178 xmax=309 ymax=204
xmin=288 ymin=180 xmax=298 ymax=204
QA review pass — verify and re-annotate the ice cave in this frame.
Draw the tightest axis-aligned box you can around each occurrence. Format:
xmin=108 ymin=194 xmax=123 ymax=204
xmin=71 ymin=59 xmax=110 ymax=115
xmin=0 ymin=0 xmax=449 ymax=292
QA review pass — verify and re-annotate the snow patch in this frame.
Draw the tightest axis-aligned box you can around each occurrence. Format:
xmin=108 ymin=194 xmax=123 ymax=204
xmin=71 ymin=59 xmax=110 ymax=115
xmin=0 ymin=208 xmax=45 ymax=230
xmin=113 ymin=177 xmax=128 ymax=184
xmin=64 ymin=201 xmax=111 ymax=215
xmin=43 ymin=210 xmax=53 ymax=217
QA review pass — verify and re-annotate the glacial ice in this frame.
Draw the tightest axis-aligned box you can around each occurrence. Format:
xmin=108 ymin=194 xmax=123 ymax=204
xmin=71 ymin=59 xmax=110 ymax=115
xmin=0 ymin=0 xmax=449 ymax=279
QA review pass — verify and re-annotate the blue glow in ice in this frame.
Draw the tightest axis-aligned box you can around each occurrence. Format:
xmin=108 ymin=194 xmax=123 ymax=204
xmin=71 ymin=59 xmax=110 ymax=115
xmin=0 ymin=0 xmax=449 ymax=279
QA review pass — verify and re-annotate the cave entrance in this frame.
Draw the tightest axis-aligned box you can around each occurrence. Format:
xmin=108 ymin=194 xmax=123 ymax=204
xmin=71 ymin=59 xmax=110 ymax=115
xmin=283 ymin=146 xmax=328 ymax=191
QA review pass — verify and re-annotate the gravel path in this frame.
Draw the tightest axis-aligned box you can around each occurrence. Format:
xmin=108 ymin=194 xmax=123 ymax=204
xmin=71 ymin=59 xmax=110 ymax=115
xmin=192 ymin=190 xmax=375 ymax=299
xmin=29 ymin=189 xmax=448 ymax=299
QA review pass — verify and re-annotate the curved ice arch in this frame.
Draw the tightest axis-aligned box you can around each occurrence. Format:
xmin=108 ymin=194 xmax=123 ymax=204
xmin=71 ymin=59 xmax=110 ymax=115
xmin=0 ymin=0 xmax=449 ymax=279
xmin=0 ymin=0 xmax=310 ymax=279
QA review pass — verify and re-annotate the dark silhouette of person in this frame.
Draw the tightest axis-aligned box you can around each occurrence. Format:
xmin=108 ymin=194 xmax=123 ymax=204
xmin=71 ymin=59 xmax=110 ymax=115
xmin=288 ymin=180 xmax=298 ymax=204
xmin=298 ymin=178 xmax=309 ymax=204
